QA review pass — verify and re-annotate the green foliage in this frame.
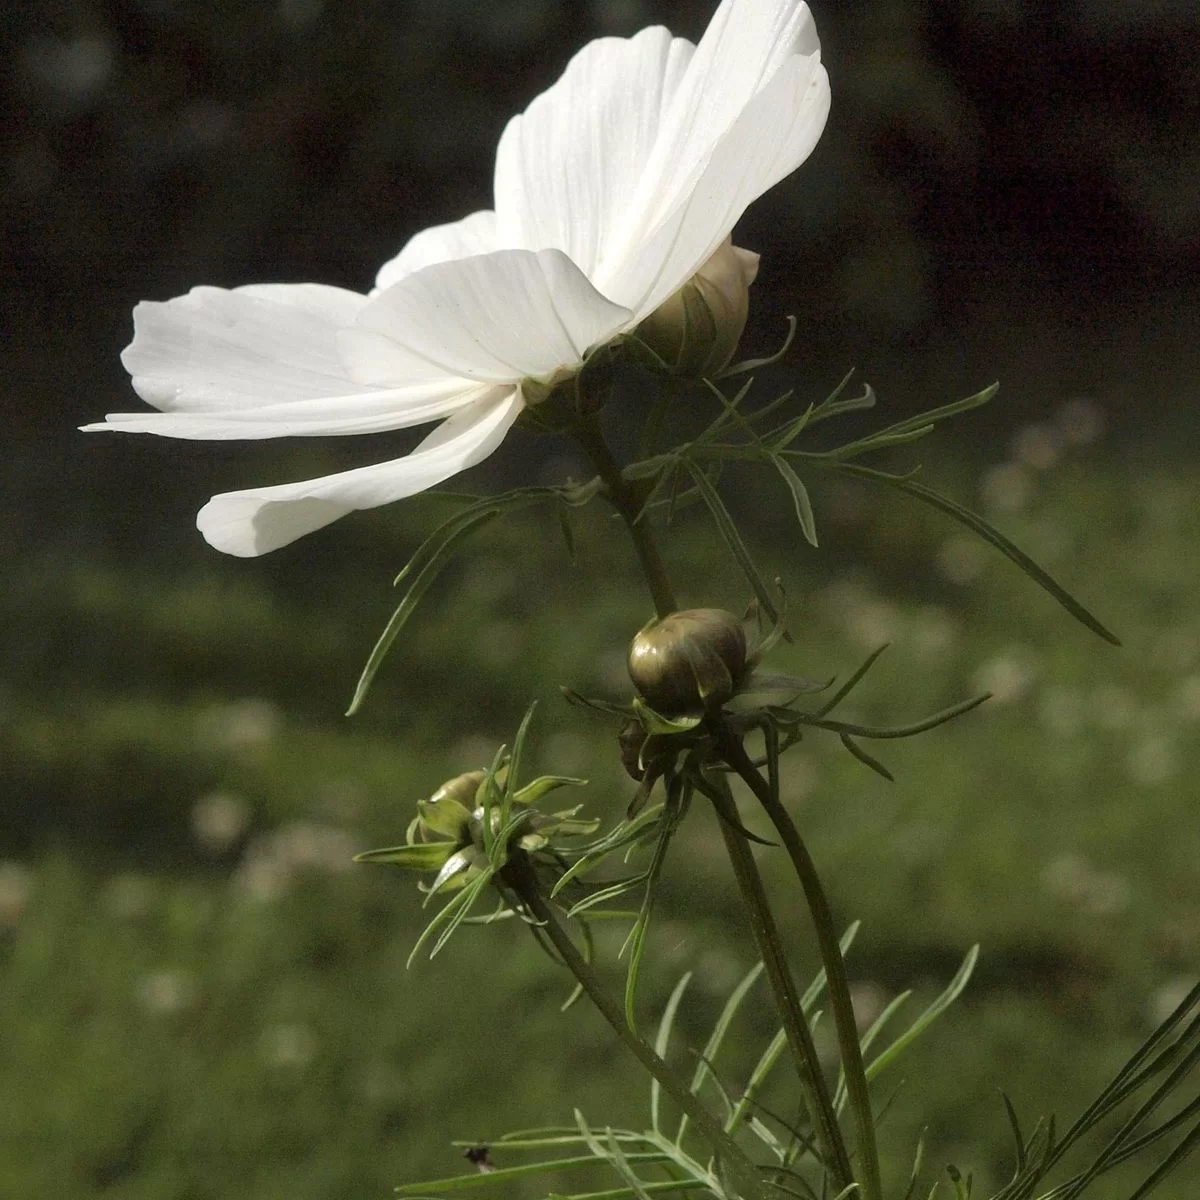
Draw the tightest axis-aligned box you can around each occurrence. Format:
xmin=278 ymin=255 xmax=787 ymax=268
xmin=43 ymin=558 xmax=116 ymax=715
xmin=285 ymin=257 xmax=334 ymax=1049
xmin=4 ymin=441 xmax=1199 ymax=1198
xmin=394 ymin=937 xmax=977 ymax=1199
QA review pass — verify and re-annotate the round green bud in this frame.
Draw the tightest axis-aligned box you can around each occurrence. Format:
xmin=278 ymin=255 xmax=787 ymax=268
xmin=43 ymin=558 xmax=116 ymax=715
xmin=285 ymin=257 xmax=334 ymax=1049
xmin=627 ymin=608 xmax=748 ymax=716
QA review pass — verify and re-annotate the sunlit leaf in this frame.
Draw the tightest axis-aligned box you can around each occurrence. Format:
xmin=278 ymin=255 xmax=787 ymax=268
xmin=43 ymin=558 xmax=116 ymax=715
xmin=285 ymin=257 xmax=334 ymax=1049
xmin=514 ymin=776 xmax=589 ymax=806
xmin=623 ymin=780 xmax=686 ymax=1033
xmin=678 ymin=963 xmax=764 ymax=1147
xmin=866 ymin=946 xmax=979 ymax=1081
xmin=839 ymin=732 xmax=895 ymax=781
xmin=837 ymin=464 xmax=1120 ymax=646
xmin=347 ymin=509 xmax=502 ymax=714
xmin=391 ymin=1150 xmax=669 ymax=1194
xmin=771 ymin=455 xmax=819 ymax=547
xmin=683 ymin=460 xmax=780 ymax=625
xmin=353 ymin=841 xmax=457 ymax=870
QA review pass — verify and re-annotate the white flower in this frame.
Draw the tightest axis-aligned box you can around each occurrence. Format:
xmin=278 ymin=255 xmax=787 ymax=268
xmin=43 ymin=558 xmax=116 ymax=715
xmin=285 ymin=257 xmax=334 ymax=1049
xmin=83 ymin=0 xmax=830 ymax=556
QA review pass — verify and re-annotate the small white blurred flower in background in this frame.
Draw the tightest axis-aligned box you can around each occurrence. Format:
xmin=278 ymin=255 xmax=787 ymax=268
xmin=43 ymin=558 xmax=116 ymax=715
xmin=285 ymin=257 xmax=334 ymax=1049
xmin=234 ymin=820 xmax=363 ymax=901
xmin=979 ymin=461 xmax=1035 ymax=516
xmin=1055 ymin=397 xmax=1106 ymax=446
xmin=1011 ymin=423 xmax=1062 ymax=471
xmin=0 ymin=863 xmax=33 ymax=930
xmin=260 ymin=1022 xmax=318 ymax=1070
xmin=196 ymin=698 xmax=283 ymax=751
xmin=191 ymin=790 xmax=252 ymax=854
xmin=972 ymin=647 xmax=1039 ymax=705
xmin=1042 ymin=853 xmax=1131 ymax=917
xmin=136 ymin=968 xmax=198 ymax=1017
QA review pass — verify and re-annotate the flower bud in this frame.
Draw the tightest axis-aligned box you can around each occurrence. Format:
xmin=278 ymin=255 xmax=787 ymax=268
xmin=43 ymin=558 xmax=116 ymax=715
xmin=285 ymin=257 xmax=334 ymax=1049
xmin=634 ymin=239 xmax=760 ymax=378
xmin=417 ymin=769 xmax=485 ymax=840
xmin=627 ymin=608 xmax=748 ymax=716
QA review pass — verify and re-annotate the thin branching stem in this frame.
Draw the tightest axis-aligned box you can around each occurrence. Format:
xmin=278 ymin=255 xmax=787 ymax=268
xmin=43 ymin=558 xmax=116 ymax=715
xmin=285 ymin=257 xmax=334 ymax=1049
xmin=697 ymin=771 xmax=855 ymax=1194
xmin=715 ymin=726 xmax=884 ymax=1200
xmin=501 ymin=853 xmax=778 ymax=1200
xmin=577 ymin=418 xmax=678 ymax=618
xmin=576 ymin=416 xmax=872 ymax=1200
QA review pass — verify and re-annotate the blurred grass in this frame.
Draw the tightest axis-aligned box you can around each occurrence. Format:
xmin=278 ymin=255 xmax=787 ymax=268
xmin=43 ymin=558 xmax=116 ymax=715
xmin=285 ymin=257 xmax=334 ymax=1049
xmin=2 ymin=421 xmax=1198 ymax=1200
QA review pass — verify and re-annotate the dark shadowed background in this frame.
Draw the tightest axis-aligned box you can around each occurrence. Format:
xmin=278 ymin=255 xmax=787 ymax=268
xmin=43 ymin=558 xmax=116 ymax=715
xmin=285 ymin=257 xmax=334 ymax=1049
xmin=3 ymin=2 xmax=1198 ymax=1198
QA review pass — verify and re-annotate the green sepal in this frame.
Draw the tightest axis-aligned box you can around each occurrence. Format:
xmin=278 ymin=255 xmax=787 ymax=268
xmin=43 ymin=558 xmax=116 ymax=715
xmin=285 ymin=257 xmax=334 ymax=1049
xmin=725 ymin=671 xmax=832 ymax=712
xmin=427 ymin=849 xmax=479 ymax=896
xmin=544 ymin=813 xmax=602 ymax=837
xmin=512 ymin=775 xmax=588 ymax=806
xmin=720 ymin=314 xmax=797 ymax=378
xmin=417 ymin=794 xmax=473 ymax=839
xmin=632 ymin=697 xmax=703 ymax=736
xmin=476 ymin=744 xmax=510 ymax=861
xmin=559 ymin=686 xmax=634 ymax=718
xmin=354 ymin=841 xmax=458 ymax=871
xmin=517 ymin=807 xmax=601 ymax=853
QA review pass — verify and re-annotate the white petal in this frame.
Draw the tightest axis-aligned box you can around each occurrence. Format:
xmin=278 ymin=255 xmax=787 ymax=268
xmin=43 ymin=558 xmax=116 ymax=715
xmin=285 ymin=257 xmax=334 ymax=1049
xmin=343 ymin=248 xmax=631 ymax=386
xmin=236 ymin=283 xmax=367 ymax=323
xmin=373 ymin=211 xmax=500 ymax=293
xmin=121 ymin=283 xmax=374 ymax=412
xmin=195 ymin=387 xmax=524 ymax=557
xmin=493 ymin=0 xmax=825 ymax=306
xmin=494 ymin=26 xmax=694 ymax=277
xmin=82 ymin=378 xmax=487 ymax=440
xmin=626 ymin=0 xmax=822 ymax=232
xmin=606 ymin=50 xmax=829 ymax=319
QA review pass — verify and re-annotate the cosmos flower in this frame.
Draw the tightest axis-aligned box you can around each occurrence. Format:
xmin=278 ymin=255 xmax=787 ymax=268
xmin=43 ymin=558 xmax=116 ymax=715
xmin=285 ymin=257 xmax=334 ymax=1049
xmin=84 ymin=0 xmax=830 ymax=556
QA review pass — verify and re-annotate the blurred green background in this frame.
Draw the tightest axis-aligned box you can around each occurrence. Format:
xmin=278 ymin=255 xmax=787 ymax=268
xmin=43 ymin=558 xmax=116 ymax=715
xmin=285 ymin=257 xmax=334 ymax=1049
xmin=3 ymin=0 xmax=1198 ymax=1197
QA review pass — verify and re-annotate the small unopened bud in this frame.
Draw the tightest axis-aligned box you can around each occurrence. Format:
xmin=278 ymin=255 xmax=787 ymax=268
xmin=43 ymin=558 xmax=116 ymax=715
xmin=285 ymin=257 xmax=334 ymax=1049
xmin=628 ymin=608 xmax=748 ymax=716
xmin=635 ymin=239 xmax=759 ymax=377
xmin=418 ymin=770 xmax=485 ymax=839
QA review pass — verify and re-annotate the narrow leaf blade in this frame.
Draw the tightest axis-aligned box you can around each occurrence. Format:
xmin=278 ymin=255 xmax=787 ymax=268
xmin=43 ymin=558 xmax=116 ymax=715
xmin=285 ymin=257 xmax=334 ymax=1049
xmin=839 ymin=465 xmax=1120 ymax=646
xmin=772 ymin=455 xmax=819 ymax=547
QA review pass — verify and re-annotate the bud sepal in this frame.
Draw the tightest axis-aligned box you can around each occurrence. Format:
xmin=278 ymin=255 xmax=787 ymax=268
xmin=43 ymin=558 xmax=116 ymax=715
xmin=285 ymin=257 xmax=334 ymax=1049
xmin=354 ymin=708 xmax=601 ymax=962
xmin=633 ymin=239 xmax=760 ymax=378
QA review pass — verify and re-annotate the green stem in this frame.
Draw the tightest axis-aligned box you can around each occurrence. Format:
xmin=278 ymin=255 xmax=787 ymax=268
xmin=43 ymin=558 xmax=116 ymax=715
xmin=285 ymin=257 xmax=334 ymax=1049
xmin=699 ymin=771 xmax=854 ymax=1193
xmin=503 ymin=855 xmax=777 ymax=1200
xmin=577 ymin=417 xmax=678 ymax=618
xmin=716 ymin=728 xmax=883 ymax=1200
xmin=577 ymin=417 xmax=853 ymax=1191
